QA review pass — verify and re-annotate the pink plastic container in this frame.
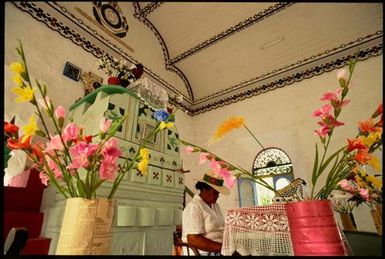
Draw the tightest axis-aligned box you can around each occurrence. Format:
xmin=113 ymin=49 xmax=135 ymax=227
xmin=285 ymin=200 xmax=345 ymax=256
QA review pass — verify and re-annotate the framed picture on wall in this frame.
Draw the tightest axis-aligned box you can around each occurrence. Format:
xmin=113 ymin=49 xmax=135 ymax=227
xmin=63 ymin=62 xmax=82 ymax=81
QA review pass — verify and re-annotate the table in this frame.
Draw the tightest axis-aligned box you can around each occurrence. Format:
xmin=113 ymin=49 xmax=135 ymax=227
xmin=221 ymin=204 xmax=294 ymax=256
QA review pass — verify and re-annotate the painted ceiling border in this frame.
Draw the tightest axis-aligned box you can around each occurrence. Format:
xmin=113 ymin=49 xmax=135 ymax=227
xmin=168 ymin=2 xmax=294 ymax=65
xmin=133 ymin=2 xmax=164 ymax=19
xmin=194 ymin=31 xmax=383 ymax=104
xmin=132 ymin=2 xmax=195 ymax=101
xmin=12 ymin=1 xmax=192 ymax=106
xmin=189 ymin=44 xmax=383 ymax=116
xmin=10 ymin=2 xmax=383 ymax=117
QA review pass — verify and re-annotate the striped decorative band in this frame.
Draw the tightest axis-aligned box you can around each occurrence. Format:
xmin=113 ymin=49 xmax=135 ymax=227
xmin=203 ymin=174 xmax=224 ymax=187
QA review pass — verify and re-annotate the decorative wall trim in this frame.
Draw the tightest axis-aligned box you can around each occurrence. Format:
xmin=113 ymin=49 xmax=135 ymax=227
xmin=133 ymin=2 xmax=164 ymax=19
xmin=168 ymin=3 xmax=294 ymax=65
xmin=132 ymin=2 xmax=194 ymax=101
xmin=13 ymin=1 xmax=188 ymax=104
xmin=189 ymin=44 xmax=383 ymax=116
xmin=194 ymin=31 xmax=383 ymax=104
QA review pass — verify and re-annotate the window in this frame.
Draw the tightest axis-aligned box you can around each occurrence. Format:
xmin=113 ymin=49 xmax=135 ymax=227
xmin=238 ymin=147 xmax=294 ymax=207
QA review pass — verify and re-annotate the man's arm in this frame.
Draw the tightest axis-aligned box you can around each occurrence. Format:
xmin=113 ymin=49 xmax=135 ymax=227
xmin=187 ymin=234 xmax=222 ymax=253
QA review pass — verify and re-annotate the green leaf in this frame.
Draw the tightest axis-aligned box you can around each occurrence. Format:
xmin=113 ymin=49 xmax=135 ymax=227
xmin=35 ymin=130 xmax=47 ymax=138
xmin=317 ymin=146 xmax=345 ymax=178
xmin=76 ymin=179 xmax=87 ymax=198
xmin=311 ymin=143 xmax=319 ymax=186
xmin=325 ymin=153 xmax=340 ymax=184
xmin=90 ymin=180 xmax=105 ymax=195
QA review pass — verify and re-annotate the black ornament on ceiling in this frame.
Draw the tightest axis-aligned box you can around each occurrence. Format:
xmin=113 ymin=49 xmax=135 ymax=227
xmin=93 ymin=1 xmax=129 ymax=38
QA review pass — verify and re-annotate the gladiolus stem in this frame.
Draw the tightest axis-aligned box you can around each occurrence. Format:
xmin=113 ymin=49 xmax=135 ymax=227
xmin=242 ymin=124 xmax=264 ymax=149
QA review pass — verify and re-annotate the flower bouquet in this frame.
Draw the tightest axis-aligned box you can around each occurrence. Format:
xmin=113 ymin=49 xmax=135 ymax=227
xmin=5 ymin=40 xmax=175 ymax=254
xmin=98 ymin=54 xmax=143 ymax=87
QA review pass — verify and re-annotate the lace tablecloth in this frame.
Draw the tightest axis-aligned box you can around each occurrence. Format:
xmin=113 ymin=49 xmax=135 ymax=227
xmin=221 ymin=204 xmax=294 ymax=256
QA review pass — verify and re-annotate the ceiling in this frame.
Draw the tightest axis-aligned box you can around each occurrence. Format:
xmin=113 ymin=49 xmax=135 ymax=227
xmin=12 ymin=2 xmax=383 ymax=115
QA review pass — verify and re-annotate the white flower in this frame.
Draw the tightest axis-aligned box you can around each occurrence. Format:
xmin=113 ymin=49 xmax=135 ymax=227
xmin=336 ymin=68 xmax=349 ymax=82
xmin=4 ymin=150 xmax=27 ymax=185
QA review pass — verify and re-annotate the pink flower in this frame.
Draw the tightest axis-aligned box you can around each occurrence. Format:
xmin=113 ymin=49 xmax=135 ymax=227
xmin=338 ymin=179 xmax=353 ymax=191
xmin=62 ymin=123 xmax=79 ymax=142
xmin=359 ymin=188 xmax=369 ymax=200
xmin=46 ymin=134 xmax=64 ymax=152
xmin=39 ymin=172 xmax=49 ymax=186
xmin=198 ymin=152 xmax=210 ymax=165
xmin=99 ymin=118 xmax=112 ymax=133
xmin=68 ymin=141 xmax=98 ymax=169
xmin=210 ymin=158 xmax=222 ymax=175
xmin=185 ymin=146 xmax=194 ymax=154
xmin=55 ymin=105 xmax=66 ymax=119
xmin=318 ymin=115 xmax=344 ymax=128
xmin=314 ymin=126 xmax=330 ymax=138
xmin=223 ymin=174 xmax=236 ymax=188
xmin=99 ymin=155 xmax=118 ymax=181
xmin=220 ymin=169 xmax=236 ymax=188
xmin=312 ymin=104 xmax=332 ymax=118
xmin=102 ymin=137 xmax=122 ymax=157
xmin=320 ymin=88 xmax=341 ymax=102
xmin=46 ymin=155 xmax=62 ymax=179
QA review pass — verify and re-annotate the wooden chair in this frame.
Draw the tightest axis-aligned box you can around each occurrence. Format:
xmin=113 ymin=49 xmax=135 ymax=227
xmin=173 ymin=230 xmax=200 ymax=256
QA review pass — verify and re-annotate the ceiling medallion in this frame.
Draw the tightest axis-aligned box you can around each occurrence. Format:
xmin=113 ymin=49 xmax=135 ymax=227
xmin=93 ymin=1 xmax=129 ymax=38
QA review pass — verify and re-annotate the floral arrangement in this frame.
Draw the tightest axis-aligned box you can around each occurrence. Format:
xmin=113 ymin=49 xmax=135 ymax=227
xmin=179 ymin=57 xmax=382 ymax=203
xmin=98 ymin=54 xmax=143 ymax=83
xmin=310 ymin=58 xmax=382 ymax=200
xmin=5 ymin=40 xmax=174 ymax=200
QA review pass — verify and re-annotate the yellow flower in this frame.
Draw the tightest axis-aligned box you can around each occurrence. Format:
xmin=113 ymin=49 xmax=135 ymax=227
xmin=360 ymin=132 xmax=381 ymax=148
xmin=13 ymin=74 xmax=23 ymax=86
xmin=367 ymin=155 xmax=381 ymax=171
xmin=23 ymin=114 xmax=39 ymax=137
xmin=354 ymin=175 xmax=365 ymax=188
xmin=209 ymin=116 xmax=244 ymax=144
xmin=137 ymin=160 xmax=149 ymax=175
xmin=159 ymin=121 xmax=174 ymax=130
xmin=11 ymin=85 xmax=35 ymax=103
xmin=10 ymin=62 xmax=25 ymax=74
xmin=140 ymin=148 xmax=150 ymax=160
xmin=367 ymin=175 xmax=382 ymax=189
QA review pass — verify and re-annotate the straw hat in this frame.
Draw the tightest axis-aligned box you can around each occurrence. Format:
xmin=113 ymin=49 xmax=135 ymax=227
xmin=195 ymin=171 xmax=230 ymax=195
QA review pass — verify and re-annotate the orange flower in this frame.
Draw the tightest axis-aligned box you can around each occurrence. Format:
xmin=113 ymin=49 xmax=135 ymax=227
xmin=346 ymin=138 xmax=367 ymax=152
xmin=209 ymin=116 xmax=245 ymax=144
xmin=31 ymin=143 xmax=44 ymax=163
xmin=353 ymin=149 xmax=371 ymax=165
xmin=358 ymin=118 xmax=376 ymax=134
xmin=7 ymin=135 xmax=32 ymax=150
xmin=4 ymin=121 xmax=19 ymax=135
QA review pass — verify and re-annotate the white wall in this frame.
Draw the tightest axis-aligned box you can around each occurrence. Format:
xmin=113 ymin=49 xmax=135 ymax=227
xmin=4 ymin=2 xmax=383 ymax=233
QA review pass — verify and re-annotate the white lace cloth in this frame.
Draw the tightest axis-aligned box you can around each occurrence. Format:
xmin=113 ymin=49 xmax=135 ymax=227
xmin=127 ymin=77 xmax=169 ymax=109
xmin=221 ymin=204 xmax=294 ymax=256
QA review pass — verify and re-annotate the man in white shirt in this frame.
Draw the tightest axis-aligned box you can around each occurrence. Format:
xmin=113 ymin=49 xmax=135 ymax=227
xmin=182 ymin=171 xmax=230 ymax=255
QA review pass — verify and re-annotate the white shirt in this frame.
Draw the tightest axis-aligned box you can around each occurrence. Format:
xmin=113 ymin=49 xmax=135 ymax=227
xmin=182 ymin=194 xmax=225 ymax=244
